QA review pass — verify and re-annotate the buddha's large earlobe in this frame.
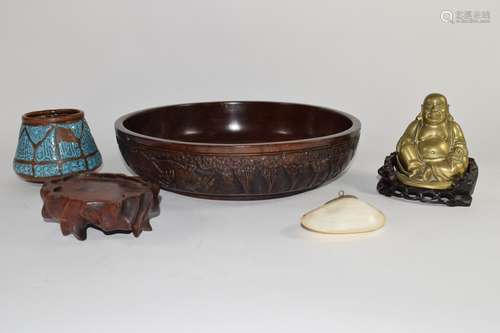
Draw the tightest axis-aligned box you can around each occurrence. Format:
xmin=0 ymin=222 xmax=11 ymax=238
xmin=446 ymin=104 xmax=454 ymax=121
xmin=416 ymin=105 xmax=424 ymax=121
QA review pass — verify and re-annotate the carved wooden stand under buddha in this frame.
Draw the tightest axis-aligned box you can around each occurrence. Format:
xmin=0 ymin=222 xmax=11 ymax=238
xmin=377 ymin=153 xmax=478 ymax=207
xmin=41 ymin=173 xmax=160 ymax=240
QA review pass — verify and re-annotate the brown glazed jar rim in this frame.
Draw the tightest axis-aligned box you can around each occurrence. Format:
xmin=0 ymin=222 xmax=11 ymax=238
xmin=22 ymin=109 xmax=84 ymax=125
xmin=115 ymin=101 xmax=361 ymax=153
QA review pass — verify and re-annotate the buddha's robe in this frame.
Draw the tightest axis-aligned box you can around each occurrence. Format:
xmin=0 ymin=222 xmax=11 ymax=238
xmin=396 ymin=117 xmax=468 ymax=188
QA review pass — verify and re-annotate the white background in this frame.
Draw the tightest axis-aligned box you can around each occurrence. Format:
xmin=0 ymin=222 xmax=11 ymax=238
xmin=1 ymin=1 xmax=499 ymax=332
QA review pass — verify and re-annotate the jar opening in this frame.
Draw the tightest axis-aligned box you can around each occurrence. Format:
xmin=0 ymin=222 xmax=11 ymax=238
xmin=25 ymin=109 xmax=80 ymax=119
xmin=22 ymin=109 xmax=83 ymax=124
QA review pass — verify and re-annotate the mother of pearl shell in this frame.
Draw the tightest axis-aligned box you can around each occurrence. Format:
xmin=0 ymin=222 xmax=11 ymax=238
xmin=300 ymin=196 xmax=385 ymax=234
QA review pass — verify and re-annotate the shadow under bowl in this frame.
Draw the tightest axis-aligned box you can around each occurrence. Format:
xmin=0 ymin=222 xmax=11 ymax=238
xmin=115 ymin=101 xmax=361 ymax=200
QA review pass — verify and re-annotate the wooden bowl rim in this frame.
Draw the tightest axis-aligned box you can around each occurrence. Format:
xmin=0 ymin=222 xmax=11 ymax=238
xmin=115 ymin=101 xmax=361 ymax=150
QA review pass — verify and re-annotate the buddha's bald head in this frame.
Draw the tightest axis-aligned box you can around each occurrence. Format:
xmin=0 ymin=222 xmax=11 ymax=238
xmin=421 ymin=93 xmax=449 ymax=125
xmin=424 ymin=93 xmax=448 ymax=106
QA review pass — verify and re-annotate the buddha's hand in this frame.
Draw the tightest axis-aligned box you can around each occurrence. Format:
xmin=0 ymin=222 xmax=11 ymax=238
xmin=450 ymin=147 xmax=466 ymax=162
xmin=406 ymin=160 xmax=426 ymax=178
xmin=449 ymin=148 xmax=467 ymax=171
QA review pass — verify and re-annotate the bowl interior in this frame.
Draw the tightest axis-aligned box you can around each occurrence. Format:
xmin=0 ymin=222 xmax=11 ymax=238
xmin=123 ymin=102 xmax=354 ymax=144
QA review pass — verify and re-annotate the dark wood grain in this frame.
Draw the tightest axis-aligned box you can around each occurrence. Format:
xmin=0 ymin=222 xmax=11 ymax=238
xmin=115 ymin=101 xmax=361 ymax=200
xmin=41 ymin=173 xmax=160 ymax=240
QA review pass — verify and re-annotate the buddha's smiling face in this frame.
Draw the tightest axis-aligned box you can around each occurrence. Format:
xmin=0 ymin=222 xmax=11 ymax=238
xmin=422 ymin=94 xmax=449 ymax=125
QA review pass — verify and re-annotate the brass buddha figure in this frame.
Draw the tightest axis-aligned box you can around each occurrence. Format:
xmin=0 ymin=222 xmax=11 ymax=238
xmin=395 ymin=93 xmax=469 ymax=190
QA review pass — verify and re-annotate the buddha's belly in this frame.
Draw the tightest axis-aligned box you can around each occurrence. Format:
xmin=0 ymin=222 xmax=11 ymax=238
xmin=418 ymin=138 xmax=450 ymax=161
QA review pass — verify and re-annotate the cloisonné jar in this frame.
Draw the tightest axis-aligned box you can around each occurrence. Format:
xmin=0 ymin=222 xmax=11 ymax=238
xmin=13 ymin=109 xmax=102 ymax=182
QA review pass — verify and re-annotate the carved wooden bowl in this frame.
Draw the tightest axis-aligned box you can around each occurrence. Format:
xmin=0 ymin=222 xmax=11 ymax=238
xmin=115 ymin=101 xmax=361 ymax=200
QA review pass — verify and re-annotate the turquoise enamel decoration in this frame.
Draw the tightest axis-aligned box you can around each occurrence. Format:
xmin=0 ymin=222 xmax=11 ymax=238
xmin=13 ymin=109 xmax=102 ymax=182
